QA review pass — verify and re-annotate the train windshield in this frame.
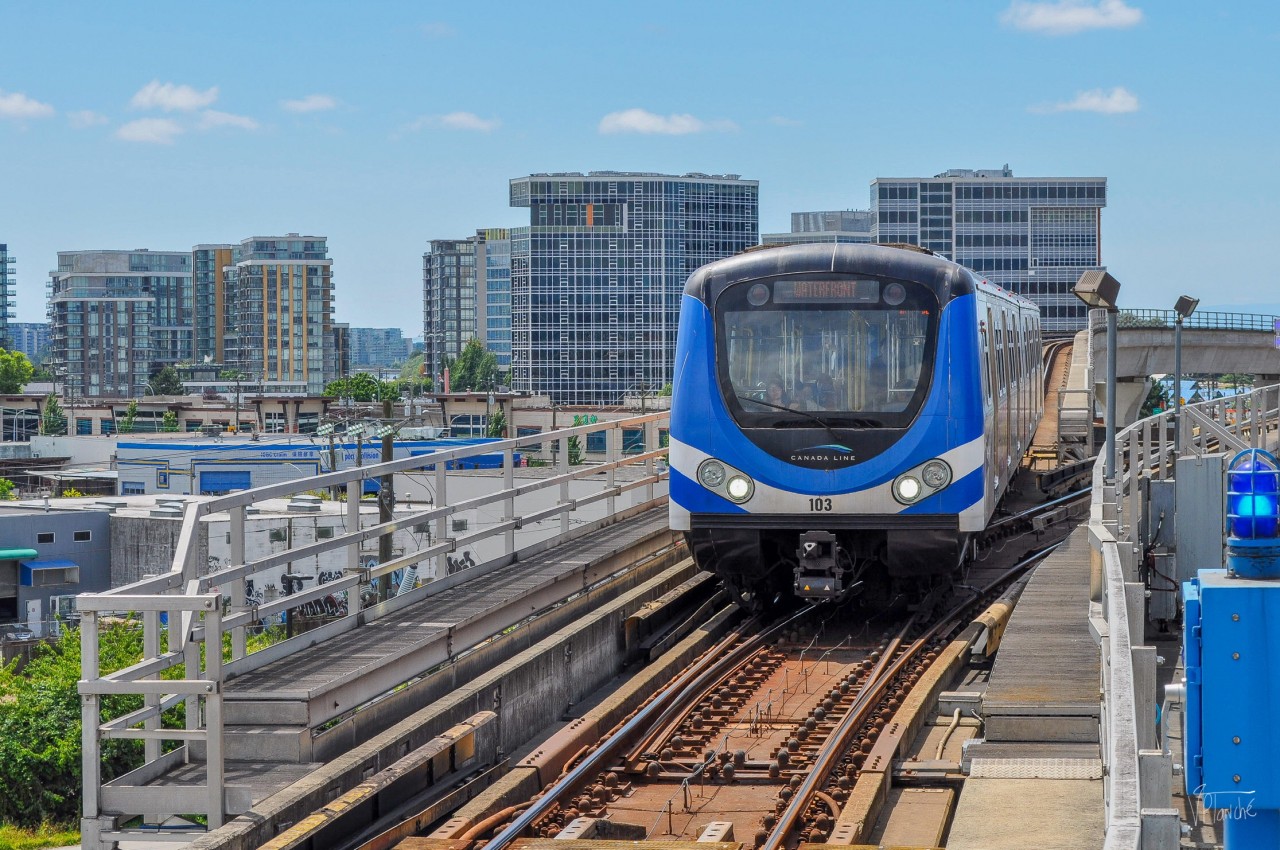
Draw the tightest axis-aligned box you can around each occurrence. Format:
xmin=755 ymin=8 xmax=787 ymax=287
xmin=717 ymin=277 xmax=936 ymax=428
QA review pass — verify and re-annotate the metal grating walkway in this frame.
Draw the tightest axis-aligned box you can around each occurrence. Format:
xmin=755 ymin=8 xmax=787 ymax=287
xmin=982 ymin=524 xmax=1100 ymax=743
xmin=224 ymin=510 xmax=673 ymax=709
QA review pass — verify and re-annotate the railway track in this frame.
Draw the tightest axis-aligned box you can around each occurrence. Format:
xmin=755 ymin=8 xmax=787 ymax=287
xmin=435 ymin=548 xmax=1062 ymax=850
xmin=276 ymin=493 xmax=1083 ymax=850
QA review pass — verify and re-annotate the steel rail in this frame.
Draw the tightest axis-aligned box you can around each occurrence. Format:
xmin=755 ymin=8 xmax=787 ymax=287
xmin=761 ymin=542 xmax=1061 ymax=850
xmin=477 ymin=605 xmax=813 ymax=850
xmin=984 ymin=486 xmax=1090 ymax=534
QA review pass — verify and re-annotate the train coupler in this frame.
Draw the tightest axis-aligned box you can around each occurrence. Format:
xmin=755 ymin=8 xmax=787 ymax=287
xmin=794 ymin=531 xmax=843 ymax=599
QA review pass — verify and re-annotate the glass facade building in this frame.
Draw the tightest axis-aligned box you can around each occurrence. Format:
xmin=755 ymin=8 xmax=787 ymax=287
xmin=350 ymin=327 xmax=411 ymax=370
xmin=0 ymin=245 xmax=14 ymax=349
xmin=193 ymin=244 xmax=234 ymax=365
xmin=762 ymin=209 xmax=873 ymax=246
xmin=48 ymin=250 xmax=191 ymax=398
xmin=423 ymin=229 xmax=512 ymax=386
xmin=508 ymin=172 xmax=758 ymax=405
xmin=422 ymin=238 xmax=477 ymax=386
xmin=871 ymin=167 xmax=1106 ymax=332
xmin=223 ymin=235 xmax=336 ymax=395
xmin=9 ymin=322 xmax=49 ymax=363
xmin=478 ymin=229 xmax=511 ymax=372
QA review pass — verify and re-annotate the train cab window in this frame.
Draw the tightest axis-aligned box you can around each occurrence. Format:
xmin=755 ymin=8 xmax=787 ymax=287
xmin=716 ymin=276 xmax=938 ymax=428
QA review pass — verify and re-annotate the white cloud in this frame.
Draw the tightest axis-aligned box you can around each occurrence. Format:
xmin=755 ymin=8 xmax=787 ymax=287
xmin=422 ymin=22 xmax=456 ymax=38
xmin=0 ymin=90 xmax=54 ymax=119
xmin=198 ymin=110 xmax=259 ymax=131
xmin=1033 ymin=86 xmax=1140 ymax=114
xmin=68 ymin=110 xmax=109 ymax=128
xmin=598 ymin=108 xmax=737 ymax=135
xmin=130 ymin=80 xmax=218 ymax=112
xmin=115 ymin=117 xmax=183 ymax=144
xmin=1002 ymin=0 xmax=1142 ymax=35
xmin=281 ymin=94 xmax=337 ymax=113
xmin=439 ymin=111 xmax=500 ymax=132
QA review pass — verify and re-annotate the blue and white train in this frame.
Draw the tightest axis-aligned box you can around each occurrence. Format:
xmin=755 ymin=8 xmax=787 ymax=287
xmin=669 ymin=243 xmax=1042 ymax=604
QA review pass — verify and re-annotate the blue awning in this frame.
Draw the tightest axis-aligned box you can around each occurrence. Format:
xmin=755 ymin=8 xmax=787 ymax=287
xmin=19 ymin=559 xmax=81 ymax=587
xmin=20 ymin=559 xmax=79 ymax=570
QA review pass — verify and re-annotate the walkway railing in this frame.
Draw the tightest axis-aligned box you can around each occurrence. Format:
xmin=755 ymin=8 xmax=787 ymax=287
xmin=1117 ymin=309 xmax=1280 ymax=332
xmin=77 ymin=412 xmax=669 ymax=847
xmin=1091 ymin=384 xmax=1280 ymax=848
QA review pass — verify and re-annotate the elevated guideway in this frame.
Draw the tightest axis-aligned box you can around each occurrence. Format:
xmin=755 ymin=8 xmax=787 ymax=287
xmin=1065 ymin=309 xmax=1280 ymax=437
xmin=76 ymin=413 xmax=674 ymax=850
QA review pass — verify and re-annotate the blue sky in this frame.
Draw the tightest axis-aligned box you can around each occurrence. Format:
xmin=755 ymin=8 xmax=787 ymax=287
xmin=2 ymin=1 xmax=1277 ymax=330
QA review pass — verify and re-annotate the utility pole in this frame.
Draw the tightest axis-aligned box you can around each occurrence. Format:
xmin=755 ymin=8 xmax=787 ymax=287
xmin=377 ymin=398 xmax=395 ymax=602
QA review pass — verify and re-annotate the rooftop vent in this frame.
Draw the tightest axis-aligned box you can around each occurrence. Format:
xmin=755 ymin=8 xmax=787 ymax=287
xmin=288 ymin=494 xmax=322 ymax=513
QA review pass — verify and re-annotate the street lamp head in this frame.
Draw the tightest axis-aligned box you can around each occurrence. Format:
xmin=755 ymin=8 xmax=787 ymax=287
xmin=1174 ymin=295 xmax=1200 ymax=320
xmin=1073 ymin=270 xmax=1122 ymax=312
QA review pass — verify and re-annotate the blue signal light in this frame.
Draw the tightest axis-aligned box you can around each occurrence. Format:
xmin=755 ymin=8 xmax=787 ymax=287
xmin=1227 ymin=449 xmax=1280 ymax=540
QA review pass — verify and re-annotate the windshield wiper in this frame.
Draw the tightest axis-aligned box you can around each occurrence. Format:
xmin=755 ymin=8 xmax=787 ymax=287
xmin=736 ymin=394 xmax=854 ymax=441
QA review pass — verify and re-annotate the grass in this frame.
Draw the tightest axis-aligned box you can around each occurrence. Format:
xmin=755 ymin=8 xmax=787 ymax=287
xmin=0 ymin=824 xmax=79 ymax=850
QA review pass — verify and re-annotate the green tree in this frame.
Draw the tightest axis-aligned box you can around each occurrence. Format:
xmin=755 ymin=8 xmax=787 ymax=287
xmin=324 ymin=372 xmax=398 ymax=402
xmin=0 ymin=349 xmax=34 ymax=394
xmin=0 ymin=478 xmax=16 ymax=500
xmin=486 ymin=408 xmax=507 ymax=438
xmin=1140 ymin=381 xmax=1171 ymax=418
xmin=658 ymin=383 xmax=673 ymax=397
xmin=117 ymin=400 xmax=138 ymax=434
xmin=443 ymin=339 xmax=498 ymax=393
xmin=397 ymin=354 xmax=432 ymax=396
xmin=0 ymin=623 xmax=147 ymax=827
xmin=161 ymin=410 xmax=179 ymax=432
xmin=149 ymin=365 xmax=185 ymax=396
xmin=399 ymin=351 xmax=426 ymax=381
xmin=41 ymin=394 xmax=66 ymax=436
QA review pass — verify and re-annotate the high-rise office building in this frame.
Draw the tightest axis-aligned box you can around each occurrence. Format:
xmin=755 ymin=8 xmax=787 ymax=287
xmin=871 ymin=166 xmax=1106 ymax=332
xmin=477 ymin=229 xmax=511 ymax=373
xmin=332 ymin=322 xmax=351 ymax=380
xmin=422 ymin=238 xmax=477 ymax=383
xmin=508 ymin=172 xmax=758 ymax=405
xmin=422 ymin=229 xmax=513 ymax=386
xmin=350 ymin=327 xmax=411 ymax=370
xmin=193 ymin=244 xmax=234 ymax=365
xmin=0 ymin=245 xmax=14 ymax=349
xmin=48 ymin=250 xmax=192 ymax=398
xmin=762 ymin=209 xmax=873 ymax=246
xmin=9 ymin=322 xmax=50 ymax=363
xmin=223 ymin=235 xmax=336 ymax=395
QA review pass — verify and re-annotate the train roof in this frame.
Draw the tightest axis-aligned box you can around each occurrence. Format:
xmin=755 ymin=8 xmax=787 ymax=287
xmin=685 ymin=243 xmax=978 ymax=305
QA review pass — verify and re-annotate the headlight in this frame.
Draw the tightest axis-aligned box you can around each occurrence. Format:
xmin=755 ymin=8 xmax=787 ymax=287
xmin=893 ymin=475 xmax=923 ymax=504
xmin=698 ymin=460 xmax=726 ymax=488
xmin=725 ymin=475 xmax=754 ymax=503
xmin=922 ymin=460 xmax=952 ymax=489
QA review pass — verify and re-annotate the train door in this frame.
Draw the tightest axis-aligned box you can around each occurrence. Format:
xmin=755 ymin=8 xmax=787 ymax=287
xmin=986 ymin=305 xmax=1001 ymax=498
xmin=1001 ymin=308 xmax=1013 ymax=481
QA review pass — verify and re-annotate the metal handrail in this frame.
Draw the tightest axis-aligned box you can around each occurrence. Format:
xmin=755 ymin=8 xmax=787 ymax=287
xmin=78 ymin=411 xmax=671 ymax=846
xmin=1117 ymin=309 xmax=1280 ymax=332
xmin=1093 ymin=384 xmax=1280 ymax=847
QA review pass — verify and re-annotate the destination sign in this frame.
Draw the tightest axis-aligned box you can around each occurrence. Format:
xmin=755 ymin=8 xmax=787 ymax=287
xmin=772 ymin=279 xmax=880 ymax=303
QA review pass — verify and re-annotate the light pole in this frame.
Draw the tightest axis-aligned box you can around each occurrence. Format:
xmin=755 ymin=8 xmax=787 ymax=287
xmin=1074 ymin=271 xmax=1122 ymax=482
xmin=1173 ymin=295 xmax=1199 ymax=455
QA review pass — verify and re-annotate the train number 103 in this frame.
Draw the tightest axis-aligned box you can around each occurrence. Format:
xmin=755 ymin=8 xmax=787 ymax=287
xmin=809 ymin=497 xmax=834 ymax=512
